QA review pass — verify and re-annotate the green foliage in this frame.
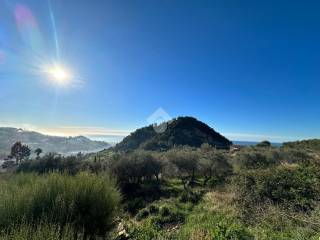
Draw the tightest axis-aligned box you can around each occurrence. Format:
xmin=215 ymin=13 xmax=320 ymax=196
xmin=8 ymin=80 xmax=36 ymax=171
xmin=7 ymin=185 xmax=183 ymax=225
xmin=166 ymin=147 xmax=199 ymax=186
xmin=34 ymin=148 xmax=42 ymax=158
xmin=136 ymin=209 xmax=150 ymax=221
xmin=114 ymin=117 xmax=232 ymax=151
xmin=248 ymin=204 xmax=320 ymax=240
xmin=124 ymin=219 xmax=163 ymax=240
xmin=0 ymin=173 xmax=120 ymax=238
xmin=151 ymin=204 xmax=186 ymax=228
xmin=17 ymin=153 xmax=81 ymax=174
xmin=4 ymin=129 xmax=320 ymax=240
xmin=234 ymin=165 xmax=320 ymax=220
xmin=0 ymin=223 xmax=76 ymax=240
xmin=124 ymin=197 xmax=146 ymax=215
xmin=179 ymin=190 xmax=203 ymax=204
xmin=10 ymin=142 xmax=31 ymax=163
xmin=279 ymin=149 xmax=314 ymax=165
xmin=148 ymin=205 xmax=159 ymax=215
xmin=199 ymin=144 xmax=233 ymax=186
xmin=256 ymin=140 xmax=272 ymax=148
xmin=283 ymin=139 xmax=320 ymax=152
xmin=176 ymin=203 xmax=253 ymax=240
xmin=111 ymin=151 xmax=162 ymax=186
xmin=235 ymin=148 xmax=280 ymax=169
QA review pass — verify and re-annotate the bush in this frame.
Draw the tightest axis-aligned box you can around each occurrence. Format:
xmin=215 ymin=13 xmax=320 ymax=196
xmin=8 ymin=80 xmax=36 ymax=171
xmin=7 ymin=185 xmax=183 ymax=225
xmin=166 ymin=147 xmax=199 ymax=186
xmin=0 ymin=173 xmax=120 ymax=238
xmin=159 ymin=206 xmax=171 ymax=217
xmin=279 ymin=149 xmax=314 ymax=165
xmin=136 ymin=209 xmax=150 ymax=221
xmin=151 ymin=205 xmax=185 ymax=228
xmin=234 ymin=165 xmax=320 ymax=220
xmin=17 ymin=153 xmax=81 ymax=174
xmin=148 ymin=205 xmax=159 ymax=215
xmin=179 ymin=190 xmax=202 ymax=204
xmin=177 ymin=210 xmax=253 ymax=240
xmin=236 ymin=149 xmax=280 ymax=169
xmin=124 ymin=197 xmax=146 ymax=215
xmin=256 ymin=141 xmax=271 ymax=148
xmin=111 ymin=151 xmax=162 ymax=186
xmin=199 ymin=146 xmax=233 ymax=187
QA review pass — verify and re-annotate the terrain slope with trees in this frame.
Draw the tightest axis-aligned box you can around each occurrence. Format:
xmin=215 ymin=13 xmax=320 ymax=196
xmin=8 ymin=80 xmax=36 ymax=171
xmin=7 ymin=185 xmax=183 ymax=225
xmin=114 ymin=116 xmax=232 ymax=152
xmin=1 ymin=118 xmax=320 ymax=239
xmin=0 ymin=127 xmax=110 ymax=158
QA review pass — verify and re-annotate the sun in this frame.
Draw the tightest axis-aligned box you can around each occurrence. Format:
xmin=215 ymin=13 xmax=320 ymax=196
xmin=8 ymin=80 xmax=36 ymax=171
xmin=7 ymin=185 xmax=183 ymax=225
xmin=44 ymin=64 xmax=72 ymax=85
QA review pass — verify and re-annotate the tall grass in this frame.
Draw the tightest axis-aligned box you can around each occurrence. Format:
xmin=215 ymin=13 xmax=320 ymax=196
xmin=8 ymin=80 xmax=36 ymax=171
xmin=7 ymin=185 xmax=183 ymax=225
xmin=0 ymin=172 xmax=120 ymax=238
xmin=0 ymin=223 xmax=75 ymax=240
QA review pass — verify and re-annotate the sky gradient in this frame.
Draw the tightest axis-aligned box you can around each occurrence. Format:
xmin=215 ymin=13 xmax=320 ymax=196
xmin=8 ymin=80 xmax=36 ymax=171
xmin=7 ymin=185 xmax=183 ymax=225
xmin=1 ymin=0 xmax=320 ymax=143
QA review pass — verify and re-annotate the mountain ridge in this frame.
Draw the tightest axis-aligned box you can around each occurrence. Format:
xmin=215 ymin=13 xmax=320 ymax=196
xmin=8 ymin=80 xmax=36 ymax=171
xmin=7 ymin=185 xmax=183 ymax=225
xmin=0 ymin=127 xmax=110 ymax=158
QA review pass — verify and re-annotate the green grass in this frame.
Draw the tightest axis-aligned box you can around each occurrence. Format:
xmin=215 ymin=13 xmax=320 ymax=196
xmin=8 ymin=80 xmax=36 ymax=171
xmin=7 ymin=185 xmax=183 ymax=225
xmin=0 ymin=223 xmax=76 ymax=240
xmin=115 ymin=189 xmax=320 ymax=240
xmin=0 ymin=172 xmax=120 ymax=238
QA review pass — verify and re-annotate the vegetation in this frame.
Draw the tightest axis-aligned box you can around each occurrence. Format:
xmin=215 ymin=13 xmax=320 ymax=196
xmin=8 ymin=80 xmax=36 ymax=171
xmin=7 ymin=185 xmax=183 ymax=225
xmin=10 ymin=142 xmax=31 ymax=163
xmin=1 ymin=119 xmax=320 ymax=239
xmin=283 ymin=139 xmax=320 ymax=152
xmin=34 ymin=148 xmax=42 ymax=158
xmin=0 ymin=127 xmax=109 ymax=157
xmin=0 ymin=173 xmax=120 ymax=239
xmin=17 ymin=153 xmax=82 ymax=174
xmin=114 ymin=117 xmax=232 ymax=151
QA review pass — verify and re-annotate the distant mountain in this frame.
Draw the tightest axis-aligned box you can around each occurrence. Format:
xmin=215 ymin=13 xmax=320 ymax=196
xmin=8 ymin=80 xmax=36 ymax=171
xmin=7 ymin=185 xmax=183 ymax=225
xmin=0 ymin=127 xmax=110 ymax=158
xmin=114 ymin=116 xmax=232 ymax=151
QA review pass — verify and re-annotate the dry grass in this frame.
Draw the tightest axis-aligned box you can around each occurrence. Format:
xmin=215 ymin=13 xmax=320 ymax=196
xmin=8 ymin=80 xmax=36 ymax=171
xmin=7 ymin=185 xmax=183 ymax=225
xmin=203 ymin=191 xmax=236 ymax=215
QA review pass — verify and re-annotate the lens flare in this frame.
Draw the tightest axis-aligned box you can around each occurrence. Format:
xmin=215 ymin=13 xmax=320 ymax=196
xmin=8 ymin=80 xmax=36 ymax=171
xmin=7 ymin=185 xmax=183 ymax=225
xmin=44 ymin=64 xmax=72 ymax=86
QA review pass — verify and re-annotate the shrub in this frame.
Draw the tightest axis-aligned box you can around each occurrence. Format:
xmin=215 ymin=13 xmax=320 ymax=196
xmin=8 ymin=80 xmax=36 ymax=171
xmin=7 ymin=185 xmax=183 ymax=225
xmin=199 ymin=150 xmax=233 ymax=187
xmin=136 ymin=209 xmax=150 ymax=221
xmin=234 ymin=165 xmax=320 ymax=221
xmin=177 ymin=210 xmax=254 ymax=240
xmin=111 ymin=151 xmax=162 ymax=186
xmin=179 ymin=190 xmax=202 ymax=204
xmin=166 ymin=147 xmax=199 ymax=186
xmin=0 ymin=173 xmax=120 ymax=238
xmin=279 ymin=149 xmax=314 ymax=165
xmin=148 ymin=205 xmax=159 ymax=215
xmin=256 ymin=141 xmax=272 ymax=148
xmin=159 ymin=206 xmax=171 ymax=217
xmin=151 ymin=205 xmax=185 ymax=228
xmin=17 ymin=153 xmax=81 ymax=174
xmin=124 ymin=197 xmax=146 ymax=215
xmin=235 ymin=149 xmax=280 ymax=169
xmin=125 ymin=219 xmax=162 ymax=240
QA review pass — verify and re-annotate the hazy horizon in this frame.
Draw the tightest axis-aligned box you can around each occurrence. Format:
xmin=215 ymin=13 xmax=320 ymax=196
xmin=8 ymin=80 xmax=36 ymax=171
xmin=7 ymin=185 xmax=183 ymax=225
xmin=0 ymin=122 xmax=304 ymax=144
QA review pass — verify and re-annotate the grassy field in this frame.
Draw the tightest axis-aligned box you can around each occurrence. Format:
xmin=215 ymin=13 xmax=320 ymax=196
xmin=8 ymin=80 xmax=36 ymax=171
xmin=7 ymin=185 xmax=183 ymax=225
xmin=1 ymin=142 xmax=320 ymax=239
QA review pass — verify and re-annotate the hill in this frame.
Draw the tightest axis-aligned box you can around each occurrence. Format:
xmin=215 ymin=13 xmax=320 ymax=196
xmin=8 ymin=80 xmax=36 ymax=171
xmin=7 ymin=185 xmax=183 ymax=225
xmin=0 ymin=127 xmax=110 ymax=158
xmin=282 ymin=139 xmax=320 ymax=152
xmin=114 ymin=116 xmax=232 ymax=151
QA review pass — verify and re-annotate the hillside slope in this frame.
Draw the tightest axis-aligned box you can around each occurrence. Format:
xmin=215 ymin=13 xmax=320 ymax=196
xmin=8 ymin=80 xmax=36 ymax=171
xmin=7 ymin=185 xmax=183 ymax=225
xmin=282 ymin=139 xmax=320 ymax=152
xmin=114 ymin=116 xmax=232 ymax=151
xmin=0 ymin=128 xmax=110 ymax=158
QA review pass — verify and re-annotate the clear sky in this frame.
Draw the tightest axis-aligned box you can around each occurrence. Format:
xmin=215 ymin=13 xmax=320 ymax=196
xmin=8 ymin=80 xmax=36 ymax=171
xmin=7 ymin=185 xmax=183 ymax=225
xmin=0 ymin=0 xmax=320 ymax=143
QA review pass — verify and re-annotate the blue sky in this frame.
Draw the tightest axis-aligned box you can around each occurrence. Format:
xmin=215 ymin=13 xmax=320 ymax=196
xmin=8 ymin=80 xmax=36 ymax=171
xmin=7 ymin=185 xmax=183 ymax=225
xmin=0 ymin=0 xmax=320 ymax=142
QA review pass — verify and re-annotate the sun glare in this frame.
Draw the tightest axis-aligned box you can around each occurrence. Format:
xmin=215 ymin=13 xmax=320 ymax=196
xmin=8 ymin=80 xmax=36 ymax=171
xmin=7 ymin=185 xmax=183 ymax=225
xmin=44 ymin=64 xmax=72 ymax=85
